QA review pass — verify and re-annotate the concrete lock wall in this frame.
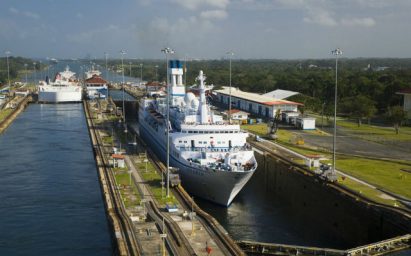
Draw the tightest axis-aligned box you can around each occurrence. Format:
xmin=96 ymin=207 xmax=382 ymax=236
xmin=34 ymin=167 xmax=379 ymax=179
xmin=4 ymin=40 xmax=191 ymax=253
xmin=255 ymin=152 xmax=410 ymax=248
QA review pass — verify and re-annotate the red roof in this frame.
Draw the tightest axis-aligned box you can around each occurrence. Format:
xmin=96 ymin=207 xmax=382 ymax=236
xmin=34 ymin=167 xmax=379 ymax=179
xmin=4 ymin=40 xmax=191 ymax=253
xmin=112 ymin=154 xmax=125 ymax=159
xmin=85 ymin=75 xmax=107 ymax=84
xmin=262 ymin=100 xmax=303 ymax=106
xmin=226 ymin=109 xmax=248 ymax=114
xmin=397 ymin=88 xmax=411 ymax=94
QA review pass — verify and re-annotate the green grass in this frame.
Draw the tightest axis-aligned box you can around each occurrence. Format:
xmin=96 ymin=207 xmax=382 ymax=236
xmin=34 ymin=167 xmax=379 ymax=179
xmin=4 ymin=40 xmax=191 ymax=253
xmin=337 ymin=120 xmax=411 ymax=142
xmin=0 ymin=109 xmax=13 ymax=122
xmin=102 ymin=136 xmax=113 ymax=145
xmin=140 ymin=163 xmax=178 ymax=206
xmin=114 ymin=171 xmax=141 ymax=208
xmin=337 ymin=157 xmax=411 ymax=199
xmin=338 ymin=177 xmax=401 ymax=207
xmin=243 ymin=122 xmax=411 ymax=203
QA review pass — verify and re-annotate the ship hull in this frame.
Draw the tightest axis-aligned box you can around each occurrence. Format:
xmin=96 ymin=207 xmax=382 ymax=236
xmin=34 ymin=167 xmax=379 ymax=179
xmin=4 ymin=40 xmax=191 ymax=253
xmin=139 ymin=119 xmax=254 ymax=206
xmin=38 ymin=88 xmax=82 ymax=103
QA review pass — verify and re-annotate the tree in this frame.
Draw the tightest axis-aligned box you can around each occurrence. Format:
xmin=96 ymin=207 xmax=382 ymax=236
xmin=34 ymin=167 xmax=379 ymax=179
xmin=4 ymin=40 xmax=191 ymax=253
xmin=385 ymin=106 xmax=407 ymax=134
xmin=340 ymin=95 xmax=377 ymax=126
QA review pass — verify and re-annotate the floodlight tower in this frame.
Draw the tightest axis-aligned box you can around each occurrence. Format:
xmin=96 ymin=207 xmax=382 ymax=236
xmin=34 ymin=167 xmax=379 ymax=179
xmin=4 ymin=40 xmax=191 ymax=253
xmin=161 ymin=47 xmax=174 ymax=197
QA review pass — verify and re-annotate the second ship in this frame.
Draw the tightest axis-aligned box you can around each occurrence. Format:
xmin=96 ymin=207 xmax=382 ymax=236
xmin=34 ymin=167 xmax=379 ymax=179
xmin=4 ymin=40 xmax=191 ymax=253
xmin=139 ymin=60 xmax=257 ymax=206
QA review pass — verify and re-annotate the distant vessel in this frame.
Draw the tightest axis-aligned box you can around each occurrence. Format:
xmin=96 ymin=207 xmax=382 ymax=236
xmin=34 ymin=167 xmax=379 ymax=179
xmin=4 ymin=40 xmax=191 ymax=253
xmin=50 ymin=58 xmax=58 ymax=64
xmin=85 ymin=65 xmax=102 ymax=79
xmin=139 ymin=60 xmax=257 ymax=206
xmin=38 ymin=66 xmax=82 ymax=103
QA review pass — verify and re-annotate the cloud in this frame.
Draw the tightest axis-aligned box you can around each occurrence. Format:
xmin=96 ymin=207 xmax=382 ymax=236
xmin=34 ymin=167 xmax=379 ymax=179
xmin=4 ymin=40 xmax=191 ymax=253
xmin=341 ymin=17 xmax=376 ymax=27
xmin=303 ymin=7 xmax=337 ymax=27
xmin=172 ymin=0 xmax=229 ymax=10
xmin=9 ymin=7 xmax=40 ymax=20
xmin=9 ymin=7 xmax=19 ymax=14
xmin=200 ymin=10 xmax=227 ymax=20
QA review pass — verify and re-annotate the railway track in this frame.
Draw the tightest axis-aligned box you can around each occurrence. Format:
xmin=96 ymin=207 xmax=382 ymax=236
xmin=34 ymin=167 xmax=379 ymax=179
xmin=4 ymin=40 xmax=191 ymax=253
xmin=84 ymin=101 xmax=142 ymax=256
xmin=138 ymin=134 xmax=246 ymax=256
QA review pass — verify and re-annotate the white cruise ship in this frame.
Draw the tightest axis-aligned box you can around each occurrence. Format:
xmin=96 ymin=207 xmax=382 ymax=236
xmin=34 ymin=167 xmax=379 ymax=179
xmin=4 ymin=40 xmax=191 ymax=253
xmin=38 ymin=66 xmax=82 ymax=103
xmin=85 ymin=65 xmax=102 ymax=79
xmin=139 ymin=60 xmax=257 ymax=206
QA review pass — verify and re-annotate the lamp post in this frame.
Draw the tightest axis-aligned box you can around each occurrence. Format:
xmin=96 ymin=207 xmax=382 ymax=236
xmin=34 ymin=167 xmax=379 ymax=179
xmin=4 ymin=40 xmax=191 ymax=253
xmin=155 ymin=65 xmax=159 ymax=81
xmin=139 ymin=63 xmax=143 ymax=85
xmin=104 ymin=52 xmax=109 ymax=82
xmin=24 ymin=63 xmax=28 ymax=85
xmin=330 ymin=48 xmax=342 ymax=181
xmin=161 ymin=47 xmax=174 ymax=197
xmin=33 ymin=62 xmax=37 ymax=83
xmin=39 ymin=60 xmax=43 ymax=80
xmin=226 ymin=51 xmax=234 ymax=124
xmin=5 ymin=51 xmax=11 ymax=88
xmin=120 ymin=50 xmax=127 ymax=133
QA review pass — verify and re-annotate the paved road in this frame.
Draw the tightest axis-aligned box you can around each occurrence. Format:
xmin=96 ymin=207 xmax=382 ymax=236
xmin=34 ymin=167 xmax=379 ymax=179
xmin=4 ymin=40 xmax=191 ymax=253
xmin=289 ymin=125 xmax=411 ymax=161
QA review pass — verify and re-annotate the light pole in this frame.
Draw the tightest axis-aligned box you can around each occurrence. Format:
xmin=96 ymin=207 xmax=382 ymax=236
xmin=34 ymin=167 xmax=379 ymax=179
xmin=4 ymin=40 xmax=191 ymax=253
xmin=330 ymin=48 xmax=342 ymax=181
xmin=33 ymin=62 xmax=37 ymax=83
xmin=24 ymin=63 xmax=28 ymax=85
xmin=139 ymin=63 xmax=143 ymax=85
xmin=155 ymin=65 xmax=159 ymax=81
xmin=120 ymin=50 xmax=127 ymax=133
xmin=184 ymin=55 xmax=187 ymax=86
xmin=104 ymin=52 xmax=109 ymax=82
xmin=39 ymin=60 xmax=43 ymax=80
xmin=161 ymin=47 xmax=174 ymax=197
xmin=226 ymin=51 xmax=234 ymax=124
xmin=5 ymin=51 xmax=11 ymax=88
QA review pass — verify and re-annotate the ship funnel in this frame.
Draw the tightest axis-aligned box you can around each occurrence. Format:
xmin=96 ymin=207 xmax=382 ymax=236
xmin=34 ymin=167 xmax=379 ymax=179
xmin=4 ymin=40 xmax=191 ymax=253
xmin=196 ymin=70 xmax=208 ymax=124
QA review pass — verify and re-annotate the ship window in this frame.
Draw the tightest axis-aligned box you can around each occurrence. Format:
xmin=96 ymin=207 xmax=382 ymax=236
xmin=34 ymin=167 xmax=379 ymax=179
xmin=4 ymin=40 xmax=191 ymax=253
xmin=179 ymin=140 xmax=182 ymax=143
xmin=218 ymin=141 xmax=221 ymax=144
xmin=199 ymin=141 xmax=202 ymax=144
xmin=188 ymin=131 xmax=193 ymax=133
xmin=184 ymin=141 xmax=187 ymax=143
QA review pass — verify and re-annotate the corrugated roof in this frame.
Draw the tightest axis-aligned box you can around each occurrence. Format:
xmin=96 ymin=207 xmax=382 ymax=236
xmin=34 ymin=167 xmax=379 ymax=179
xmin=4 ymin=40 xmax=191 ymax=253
xmin=262 ymin=89 xmax=299 ymax=100
xmin=215 ymin=87 xmax=303 ymax=106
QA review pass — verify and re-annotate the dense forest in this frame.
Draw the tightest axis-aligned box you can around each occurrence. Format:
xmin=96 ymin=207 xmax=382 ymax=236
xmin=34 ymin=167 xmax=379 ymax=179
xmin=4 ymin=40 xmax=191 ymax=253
xmin=0 ymin=57 xmax=40 ymax=85
xmin=104 ymin=58 xmax=410 ymax=121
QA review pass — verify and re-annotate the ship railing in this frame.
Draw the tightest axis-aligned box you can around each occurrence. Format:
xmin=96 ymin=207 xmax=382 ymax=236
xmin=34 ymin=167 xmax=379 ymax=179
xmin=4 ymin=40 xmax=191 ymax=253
xmin=177 ymin=144 xmax=252 ymax=153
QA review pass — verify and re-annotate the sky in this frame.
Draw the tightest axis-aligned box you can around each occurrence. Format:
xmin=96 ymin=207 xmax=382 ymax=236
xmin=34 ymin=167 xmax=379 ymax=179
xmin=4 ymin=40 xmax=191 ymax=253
xmin=1 ymin=0 xmax=411 ymax=60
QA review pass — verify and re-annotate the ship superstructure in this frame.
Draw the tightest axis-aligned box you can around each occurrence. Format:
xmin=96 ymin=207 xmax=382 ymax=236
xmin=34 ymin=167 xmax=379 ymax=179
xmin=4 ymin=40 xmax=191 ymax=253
xmin=139 ymin=60 xmax=257 ymax=206
xmin=38 ymin=66 xmax=82 ymax=103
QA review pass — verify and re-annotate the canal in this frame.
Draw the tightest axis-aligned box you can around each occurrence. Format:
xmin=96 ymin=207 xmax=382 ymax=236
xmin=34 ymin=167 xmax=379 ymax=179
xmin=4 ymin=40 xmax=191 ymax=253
xmin=0 ymin=103 xmax=113 ymax=255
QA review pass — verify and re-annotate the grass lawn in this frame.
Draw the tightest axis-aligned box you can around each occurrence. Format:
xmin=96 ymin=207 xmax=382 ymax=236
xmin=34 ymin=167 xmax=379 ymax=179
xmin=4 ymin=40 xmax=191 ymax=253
xmin=114 ymin=171 xmax=141 ymax=208
xmin=337 ymin=157 xmax=411 ymax=199
xmin=139 ymin=161 xmax=178 ymax=206
xmin=337 ymin=177 xmax=400 ymax=207
xmin=0 ymin=109 xmax=13 ymax=122
xmin=337 ymin=120 xmax=411 ymax=142
xmin=243 ymin=122 xmax=411 ymax=202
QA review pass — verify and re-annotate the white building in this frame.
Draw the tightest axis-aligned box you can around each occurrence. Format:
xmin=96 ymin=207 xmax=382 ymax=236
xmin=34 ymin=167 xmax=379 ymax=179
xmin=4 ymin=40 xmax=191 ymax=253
xmin=214 ymin=87 xmax=302 ymax=119
xmin=397 ymin=88 xmax=411 ymax=120
xmin=296 ymin=117 xmax=316 ymax=130
xmin=224 ymin=109 xmax=249 ymax=121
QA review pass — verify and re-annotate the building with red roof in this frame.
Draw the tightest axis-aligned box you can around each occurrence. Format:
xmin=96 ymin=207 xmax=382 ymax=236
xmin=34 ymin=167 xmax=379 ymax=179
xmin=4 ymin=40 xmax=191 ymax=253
xmin=215 ymin=87 xmax=302 ymax=119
